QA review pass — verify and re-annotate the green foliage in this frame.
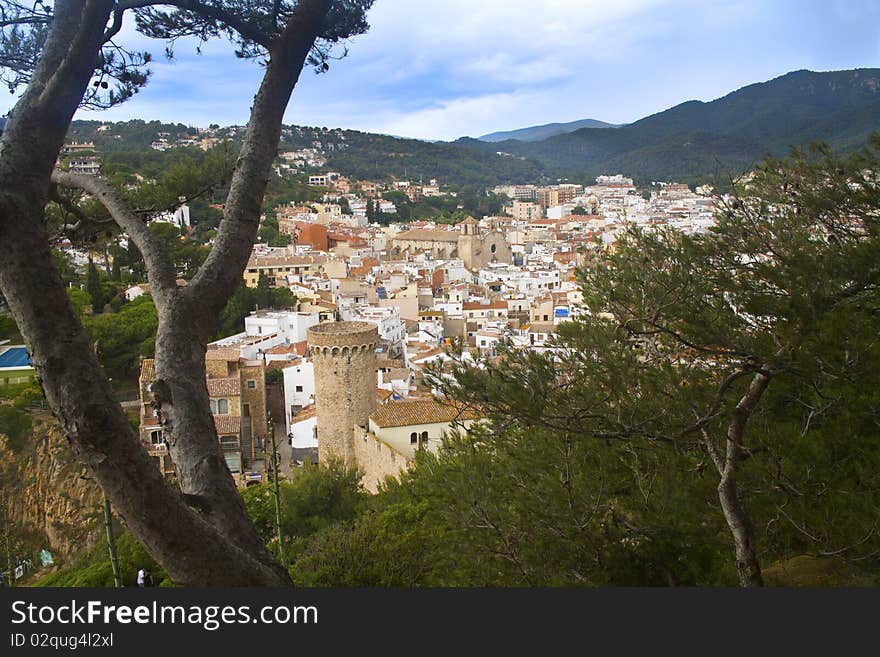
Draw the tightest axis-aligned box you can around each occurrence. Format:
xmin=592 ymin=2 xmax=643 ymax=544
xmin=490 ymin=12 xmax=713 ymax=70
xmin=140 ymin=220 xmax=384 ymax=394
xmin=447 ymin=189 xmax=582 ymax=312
xmin=51 ymin=249 xmax=79 ymax=287
xmin=67 ymin=287 xmax=92 ymax=315
xmin=35 ymin=529 xmax=168 ymax=588
xmin=82 ymin=295 xmax=158 ymax=380
xmin=376 ymin=188 xmax=506 ymax=224
xmin=293 ymin=427 xmax=732 ymax=586
xmin=325 ymin=130 xmax=545 ymax=186
xmin=0 ymin=314 xmax=21 ymax=341
xmin=242 ymin=461 xmax=365 ymax=564
xmin=416 ymin=137 xmax=880 ymax=583
xmin=215 ymin=280 xmax=296 ymax=339
xmin=85 ymin=260 xmax=105 ymax=314
xmin=258 ymin=214 xmax=291 ymax=247
xmin=263 ymin=172 xmax=325 ymax=212
xmin=147 ymin=223 xmax=211 ymax=278
xmin=0 ymin=406 xmax=32 ymax=453
xmin=265 ymin=368 xmax=283 ymax=386
xmin=291 ymin=492 xmax=451 ymax=586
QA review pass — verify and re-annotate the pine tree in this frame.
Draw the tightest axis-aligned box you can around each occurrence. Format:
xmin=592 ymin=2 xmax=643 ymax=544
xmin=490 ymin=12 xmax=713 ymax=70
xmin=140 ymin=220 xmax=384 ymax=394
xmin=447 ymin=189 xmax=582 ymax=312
xmin=86 ymin=259 xmax=105 ymax=314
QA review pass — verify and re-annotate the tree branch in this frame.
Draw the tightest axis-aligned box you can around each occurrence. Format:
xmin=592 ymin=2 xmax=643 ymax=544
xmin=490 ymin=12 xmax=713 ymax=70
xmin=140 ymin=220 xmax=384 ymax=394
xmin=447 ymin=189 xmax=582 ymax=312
xmin=161 ymin=0 xmax=275 ymax=48
xmin=186 ymin=0 xmax=331 ymax=331
xmin=103 ymin=0 xmax=162 ymax=43
xmin=51 ymin=170 xmax=178 ymax=301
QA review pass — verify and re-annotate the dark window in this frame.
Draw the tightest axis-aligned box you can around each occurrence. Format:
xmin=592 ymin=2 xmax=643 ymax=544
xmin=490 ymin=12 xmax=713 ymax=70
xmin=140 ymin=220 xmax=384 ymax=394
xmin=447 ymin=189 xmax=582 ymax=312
xmin=296 ymin=385 xmax=303 ymax=392
xmin=410 ymin=432 xmax=418 ymax=445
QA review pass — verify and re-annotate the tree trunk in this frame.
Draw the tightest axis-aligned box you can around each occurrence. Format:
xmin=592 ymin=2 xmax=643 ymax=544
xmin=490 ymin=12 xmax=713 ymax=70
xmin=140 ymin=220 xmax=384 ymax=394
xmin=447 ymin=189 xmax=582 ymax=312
xmin=718 ymin=473 xmax=763 ymax=587
xmin=716 ymin=370 xmax=772 ymax=587
xmin=0 ymin=0 xmax=331 ymax=586
xmin=0 ymin=192 xmax=290 ymax=585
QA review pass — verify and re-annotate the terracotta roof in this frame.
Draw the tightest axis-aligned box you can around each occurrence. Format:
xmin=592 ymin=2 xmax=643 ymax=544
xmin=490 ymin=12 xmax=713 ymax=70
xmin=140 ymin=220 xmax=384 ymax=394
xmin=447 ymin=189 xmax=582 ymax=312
xmin=384 ymin=368 xmax=411 ymax=382
xmin=393 ymin=229 xmax=460 ymax=243
xmin=412 ymin=347 xmax=445 ymax=362
xmin=376 ymin=388 xmax=394 ymax=403
xmin=463 ymin=301 xmax=508 ymax=311
xmin=528 ymin=322 xmax=557 ymax=333
xmin=213 ymin=415 xmax=241 ymax=435
xmin=370 ymin=398 xmax=482 ymax=428
xmin=264 ymin=343 xmax=300 ymax=355
xmin=205 ymin=349 xmax=241 ymax=361
xmin=140 ymin=358 xmax=155 ymax=381
xmin=291 ymin=405 xmax=317 ymax=424
xmin=247 ymin=254 xmax=327 ymax=268
xmin=207 ymin=377 xmax=240 ymax=396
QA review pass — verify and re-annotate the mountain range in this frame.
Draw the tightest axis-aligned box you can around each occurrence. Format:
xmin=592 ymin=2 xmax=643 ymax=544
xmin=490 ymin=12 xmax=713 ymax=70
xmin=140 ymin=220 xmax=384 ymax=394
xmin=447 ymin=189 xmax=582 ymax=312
xmin=455 ymin=68 xmax=880 ymax=185
xmin=477 ymin=118 xmax=620 ymax=143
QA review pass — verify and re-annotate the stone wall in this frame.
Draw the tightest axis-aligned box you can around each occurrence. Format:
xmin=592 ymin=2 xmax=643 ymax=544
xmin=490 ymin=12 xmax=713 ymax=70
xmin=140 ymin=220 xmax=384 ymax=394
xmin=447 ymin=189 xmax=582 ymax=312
xmin=352 ymin=429 xmax=411 ymax=494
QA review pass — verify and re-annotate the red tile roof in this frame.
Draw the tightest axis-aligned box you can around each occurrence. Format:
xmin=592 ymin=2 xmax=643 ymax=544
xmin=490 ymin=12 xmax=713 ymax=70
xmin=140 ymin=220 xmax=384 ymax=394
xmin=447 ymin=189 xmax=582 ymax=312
xmin=370 ymin=398 xmax=482 ymax=428
xmin=213 ymin=415 xmax=241 ymax=435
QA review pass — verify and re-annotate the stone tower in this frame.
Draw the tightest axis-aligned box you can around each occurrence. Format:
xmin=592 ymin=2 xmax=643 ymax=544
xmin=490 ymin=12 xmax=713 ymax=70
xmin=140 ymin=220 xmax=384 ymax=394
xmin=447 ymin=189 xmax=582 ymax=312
xmin=307 ymin=321 xmax=379 ymax=465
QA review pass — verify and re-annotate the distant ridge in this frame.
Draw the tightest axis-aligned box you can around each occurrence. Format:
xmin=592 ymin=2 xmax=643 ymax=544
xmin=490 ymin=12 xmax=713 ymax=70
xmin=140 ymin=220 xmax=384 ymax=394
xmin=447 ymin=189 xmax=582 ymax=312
xmin=456 ymin=68 xmax=880 ymax=185
xmin=478 ymin=118 xmax=619 ymax=143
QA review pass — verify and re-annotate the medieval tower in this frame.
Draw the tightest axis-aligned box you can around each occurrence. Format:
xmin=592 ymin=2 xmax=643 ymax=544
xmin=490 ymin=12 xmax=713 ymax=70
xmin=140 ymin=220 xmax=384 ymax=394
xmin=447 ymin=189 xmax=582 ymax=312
xmin=307 ymin=321 xmax=379 ymax=464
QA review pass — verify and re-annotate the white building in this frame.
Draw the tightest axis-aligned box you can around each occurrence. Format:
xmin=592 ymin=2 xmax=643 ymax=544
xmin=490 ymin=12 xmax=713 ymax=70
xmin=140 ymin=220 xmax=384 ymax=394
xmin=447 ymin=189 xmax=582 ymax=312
xmin=244 ymin=310 xmax=320 ymax=344
xmin=282 ymin=359 xmax=316 ymax=435
xmin=341 ymin=304 xmax=407 ymax=359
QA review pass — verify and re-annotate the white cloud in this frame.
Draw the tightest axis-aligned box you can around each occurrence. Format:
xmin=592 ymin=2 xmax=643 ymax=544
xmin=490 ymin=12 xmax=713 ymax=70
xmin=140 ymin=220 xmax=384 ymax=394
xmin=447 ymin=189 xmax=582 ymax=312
xmin=3 ymin=1 xmax=878 ymax=141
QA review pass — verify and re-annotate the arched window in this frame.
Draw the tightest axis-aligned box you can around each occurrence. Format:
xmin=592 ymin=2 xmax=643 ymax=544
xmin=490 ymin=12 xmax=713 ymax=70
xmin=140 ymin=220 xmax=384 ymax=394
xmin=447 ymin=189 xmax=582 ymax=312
xmin=420 ymin=431 xmax=429 ymax=447
xmin=410 ymin=432 xmax=418 ymax=445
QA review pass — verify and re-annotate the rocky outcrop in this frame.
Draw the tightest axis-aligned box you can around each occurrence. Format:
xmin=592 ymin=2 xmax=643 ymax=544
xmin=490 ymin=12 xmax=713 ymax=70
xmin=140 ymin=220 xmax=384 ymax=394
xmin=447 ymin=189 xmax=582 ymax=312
xmin=1 ymin=412 xmax=103 ymax=561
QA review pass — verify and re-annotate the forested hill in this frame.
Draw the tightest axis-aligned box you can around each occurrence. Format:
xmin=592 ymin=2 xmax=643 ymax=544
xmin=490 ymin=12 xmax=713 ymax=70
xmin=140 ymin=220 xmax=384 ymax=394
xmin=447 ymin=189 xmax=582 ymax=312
xmin=317 ymin=129 xmax=546 ymax=186
xmin=454 ymin=68 xmax=880 ymax=186
xmin=65 ymin=119 xmax=548 ymax=188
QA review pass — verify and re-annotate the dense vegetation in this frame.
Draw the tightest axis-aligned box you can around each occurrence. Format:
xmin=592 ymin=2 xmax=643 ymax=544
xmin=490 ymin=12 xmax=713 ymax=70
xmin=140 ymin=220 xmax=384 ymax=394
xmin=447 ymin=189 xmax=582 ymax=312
xmin=321 ymin=130 xmax=546 ymax=186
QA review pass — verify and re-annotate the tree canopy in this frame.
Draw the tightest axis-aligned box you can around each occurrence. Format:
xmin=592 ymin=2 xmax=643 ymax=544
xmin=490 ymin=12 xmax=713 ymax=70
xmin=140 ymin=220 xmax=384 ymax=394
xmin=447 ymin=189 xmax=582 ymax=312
xmin=423 ymin=137 xmax=880 ymax=586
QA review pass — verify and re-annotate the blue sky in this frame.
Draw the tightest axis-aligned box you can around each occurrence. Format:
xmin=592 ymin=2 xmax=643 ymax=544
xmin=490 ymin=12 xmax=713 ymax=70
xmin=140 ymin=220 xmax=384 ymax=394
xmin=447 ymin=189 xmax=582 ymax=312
xmin=7 ymin=0 xmax=880 ymax=141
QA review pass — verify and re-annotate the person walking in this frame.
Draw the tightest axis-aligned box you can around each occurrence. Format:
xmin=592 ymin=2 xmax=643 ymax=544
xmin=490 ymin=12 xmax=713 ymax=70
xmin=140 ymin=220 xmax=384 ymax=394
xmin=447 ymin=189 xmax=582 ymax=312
xmin=137 ymin=567 xmax=145 ymax=588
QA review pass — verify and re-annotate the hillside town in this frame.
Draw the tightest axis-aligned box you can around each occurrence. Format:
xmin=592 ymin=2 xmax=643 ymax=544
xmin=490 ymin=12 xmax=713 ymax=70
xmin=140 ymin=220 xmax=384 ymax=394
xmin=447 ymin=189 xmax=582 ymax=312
xmin=113 ymin=142 xmax=718 ymax=491
xmin=0 ymin=126 xmax=726 ymax=497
